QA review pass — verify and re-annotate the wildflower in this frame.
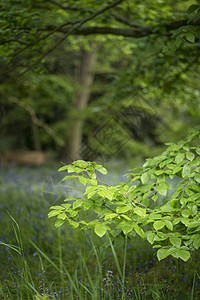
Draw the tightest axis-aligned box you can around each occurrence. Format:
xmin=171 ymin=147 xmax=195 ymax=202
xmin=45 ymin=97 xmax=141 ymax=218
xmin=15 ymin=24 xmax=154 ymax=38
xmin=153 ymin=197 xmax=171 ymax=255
xmin=107 ymin=270 xmax=113 ymax=277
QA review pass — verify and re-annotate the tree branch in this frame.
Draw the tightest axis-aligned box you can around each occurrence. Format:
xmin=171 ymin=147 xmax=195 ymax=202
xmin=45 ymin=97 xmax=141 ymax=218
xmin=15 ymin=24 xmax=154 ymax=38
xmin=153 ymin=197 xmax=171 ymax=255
xmin=110 ymin=12 xmax=141 ymax=28
xmin=1 ymin=91 xmax=65 ymax=147
xmin=4 ymin=19 xmax=81 ymax=74
xmin=48 ymin=0 xmax=93 ymax=13
xmin=45 ymin=18 xmax=200 ymax=38
xmin=20 ymin=0 xmax=124 ymax=75
xmin=45 ymin=25 xmax=153 ymax=38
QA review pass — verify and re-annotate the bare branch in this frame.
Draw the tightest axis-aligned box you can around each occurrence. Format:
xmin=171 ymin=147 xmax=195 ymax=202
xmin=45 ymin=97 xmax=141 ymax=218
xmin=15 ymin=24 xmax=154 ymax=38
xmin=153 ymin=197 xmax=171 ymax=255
xmin=1 ymin=91 xmax=65 ymax=147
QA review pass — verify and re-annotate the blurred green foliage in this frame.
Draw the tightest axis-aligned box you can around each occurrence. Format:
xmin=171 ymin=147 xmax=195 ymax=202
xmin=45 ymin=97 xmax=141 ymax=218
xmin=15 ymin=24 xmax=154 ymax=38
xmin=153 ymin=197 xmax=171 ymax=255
xmin=0 ymin=0 xmax=200 ymax=163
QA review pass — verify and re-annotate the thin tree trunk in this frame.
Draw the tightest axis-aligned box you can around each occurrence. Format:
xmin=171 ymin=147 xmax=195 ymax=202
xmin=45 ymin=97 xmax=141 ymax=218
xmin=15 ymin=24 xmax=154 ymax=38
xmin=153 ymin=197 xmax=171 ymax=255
xmin=67 ymin=48 xmax=97 ymax=161
xmin=32 ymin=119 xmax=41 ymax=150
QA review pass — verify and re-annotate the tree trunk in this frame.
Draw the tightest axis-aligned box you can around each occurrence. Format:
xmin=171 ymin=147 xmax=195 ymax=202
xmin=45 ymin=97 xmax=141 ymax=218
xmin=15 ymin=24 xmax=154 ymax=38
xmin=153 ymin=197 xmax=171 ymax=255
xmin=32 ymin=119 xmax=41 ymax=151
xmin=66 ymin=48 xmax=97 ymax=161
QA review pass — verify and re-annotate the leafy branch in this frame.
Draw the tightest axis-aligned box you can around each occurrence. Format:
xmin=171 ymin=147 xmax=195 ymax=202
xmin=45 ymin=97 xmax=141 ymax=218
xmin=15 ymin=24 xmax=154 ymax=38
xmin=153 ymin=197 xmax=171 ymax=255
xmin=48 ymin=127 xmax=200 ymax=262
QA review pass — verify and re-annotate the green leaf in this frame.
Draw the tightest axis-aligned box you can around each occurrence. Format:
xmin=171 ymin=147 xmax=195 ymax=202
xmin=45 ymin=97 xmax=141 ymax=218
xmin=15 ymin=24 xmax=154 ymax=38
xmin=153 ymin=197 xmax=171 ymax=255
xmin=73 ymin=199 xmax=83 ymax=209
xmin=147 ymin=232 xmax=156 ymax=244
xmin=132 ymin=222 xmax=145 ymax=239
xmin=187 ymin=220 xmax=200 ymax=228
xmin=194 ymin=174 xmax=200 ymax=183
xmin=68 ymin=165 xmax=76 ymax=173
xmin=90 ymin=179 xmax=98 ymax=185
xmin=182 ymin=165 xmax=191 ymax=177
xmin=68 ymin=219 xmax=79 ymax=228
xmin=50 ymin=205 xmax=64 ymax=210
xmin=95 ymin=165 xmax=108 ymax=174
xmin=85 ymin=186 xmax=97 ymax=194
xmin=55 ymin=219 xmax=65 ymax=228
xmin=190 ymin=183 xmax=200 ymax=192
xmin=73 ymin=160 xmax=88 ymax=168
xmin=58 ymin=165 xmax=68 ymax=172
xmin=121 ymin=214 xmax=131 ymax=220
xmin=94 ymin=225 xmax=107 ymax=237
xmin=134 ymin=207 xmax=146 ymax=217
xmin=82 ymin=199 xmax=93 ymax=210
xmin=185 ymin=33 xmax=195 ymax=43
xmin=61 ymin=204 xmax=71 ymax=209
xmin=62 ymin=175 xmax=77 ymax=181
xmin=183 ymin=144 xmax=190 ymax=151
xmin=157 ymin=248 xmax=172 ymax=261
xmin=64 ymin=197 xmax=79 ymax=202
xmin=181 ymin=209 xmax=191 ymax=218
xmin=121 ymin=223 xmax=134 ymax=235
xmin=196 ymin=147 xmax=200 ymax=155
xmin=116 ymin=206 xmax=131 ymax=214
xmin=172 ymin=166 xmax=182 ymax=174
xmin=93 ymin=204 xmax=101 ymax=214
xmin=165 ymin=220 xmax=173 ymax=231
xmin=152 ymin=245 xmax=162 ymax=249
xmin=48 ymin=210 xmax=61 ymax=218
xmin=104 ymin=213 xmax=118 ymax=221
xmin=141 ymin=172 xmax=149 ymax=184
xmin=175 ymin=37 xmax=182 ymax=48
xmin=152 ymin=195 xmax=158 ymax=201
xmin=175 ymin=153 xmax=185 ymax=164
xmin=176 ymin=250 xmax=190 ymax=262
xmin=68 ymin=210 xmax=78 ymax=218
xmin=155 ymin=232 xmax=168 ymax=241
xmin=170 ymin=236 xmax=181 ymax=247
xmin=78 ymin=176 xmax=87 ymax=185
xmin=87 ymin=191 xmax=97 ymax=199
xmin=186 ymin=152 xmax=195 ymax=161
xmin=153 ymin=221 xmax=165 ymax=231
xmin=98 ymin=187 xmax=114 ymax=200
xmin=105 ymin=189 xmax=115 ymax=200
xmin=74 ymin=167 xmax=84 ymax=173
xmin=193 ymin=236 xmax=200 ymax=249
xmin=58 ymin=213 xmax=66 ymax=220
xmin=187 ymin=4 xmax=199 ymax=13
xmin=157 ymin=182 xmax=169 ymax=196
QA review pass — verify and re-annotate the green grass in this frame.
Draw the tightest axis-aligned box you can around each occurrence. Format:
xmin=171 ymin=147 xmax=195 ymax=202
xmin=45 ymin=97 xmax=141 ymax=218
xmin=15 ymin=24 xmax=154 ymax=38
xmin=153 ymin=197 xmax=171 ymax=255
xmin=0 ymin=163 xmax=200 ymax=299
